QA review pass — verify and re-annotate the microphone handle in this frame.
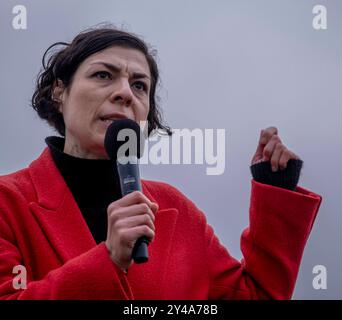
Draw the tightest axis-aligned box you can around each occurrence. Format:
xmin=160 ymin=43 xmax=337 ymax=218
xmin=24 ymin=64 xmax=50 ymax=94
xmin=117 ymin=160 xmax=149 ymax=264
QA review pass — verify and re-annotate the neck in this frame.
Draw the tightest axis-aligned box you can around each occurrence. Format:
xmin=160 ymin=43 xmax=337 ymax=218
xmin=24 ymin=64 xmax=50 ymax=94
xmin=63 ymin=136 xmax=108 ymax=160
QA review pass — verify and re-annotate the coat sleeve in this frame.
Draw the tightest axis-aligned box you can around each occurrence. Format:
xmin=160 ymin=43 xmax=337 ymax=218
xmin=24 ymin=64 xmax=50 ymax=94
xmin=0 ymin=196 xmax=133 ymax=300
xmin=206 ymin=180 xmax=322 ymax=299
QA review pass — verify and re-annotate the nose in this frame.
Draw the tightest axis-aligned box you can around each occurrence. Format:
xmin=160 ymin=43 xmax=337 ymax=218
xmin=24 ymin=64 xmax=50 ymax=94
xmin=109 ymin=79 xmax=133 ymax=107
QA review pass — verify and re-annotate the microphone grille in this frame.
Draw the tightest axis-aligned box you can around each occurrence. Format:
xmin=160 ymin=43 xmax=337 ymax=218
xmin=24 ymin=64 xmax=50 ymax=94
xmin=104 ymin=119 xmax=144 ymax=160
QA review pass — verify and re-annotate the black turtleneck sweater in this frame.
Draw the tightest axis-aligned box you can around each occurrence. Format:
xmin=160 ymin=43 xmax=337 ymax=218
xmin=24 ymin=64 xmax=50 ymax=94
xmin=46 ymin=136 xmax=122 ymax=244
xmin=45 ymin=136 xmax=303 ymax=244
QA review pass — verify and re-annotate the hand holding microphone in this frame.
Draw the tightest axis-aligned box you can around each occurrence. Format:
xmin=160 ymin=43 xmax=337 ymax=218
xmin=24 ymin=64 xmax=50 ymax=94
xmin=105 ymin=191 xmax=158 ymax=272
xmin=104 ymin=119 xmax=157 ymax=271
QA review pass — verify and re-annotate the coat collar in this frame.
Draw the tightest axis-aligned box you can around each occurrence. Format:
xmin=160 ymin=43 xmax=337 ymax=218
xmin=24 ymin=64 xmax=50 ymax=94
xmin=28 ymin=148 xmax=179 ymax=295
xmin=29 ymin=147 xmax=160 ymax=211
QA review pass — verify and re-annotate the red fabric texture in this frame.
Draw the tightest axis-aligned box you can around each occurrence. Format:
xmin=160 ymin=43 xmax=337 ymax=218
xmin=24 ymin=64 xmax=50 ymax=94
xmin=0 ymin=148 xmax=322 ymax=299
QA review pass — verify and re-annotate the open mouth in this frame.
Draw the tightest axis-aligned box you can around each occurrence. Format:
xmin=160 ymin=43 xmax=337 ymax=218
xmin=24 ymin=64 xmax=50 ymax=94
xmin=99 ymin=117 xmax=124 ymax=129
xmin=99 ymin=113 xmax=129 ymax=128
xmin=100 ymin=117 xmax=116 ymax=123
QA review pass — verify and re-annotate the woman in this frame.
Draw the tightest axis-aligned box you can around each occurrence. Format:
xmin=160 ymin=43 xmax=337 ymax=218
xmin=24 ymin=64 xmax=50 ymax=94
xmin=0 ymin=25 xmax=322 ymax=300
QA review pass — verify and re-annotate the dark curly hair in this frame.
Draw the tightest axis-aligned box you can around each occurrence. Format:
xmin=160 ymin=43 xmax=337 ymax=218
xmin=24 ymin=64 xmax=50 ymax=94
xmin=31 ymin=24 xmax=172 ymax=137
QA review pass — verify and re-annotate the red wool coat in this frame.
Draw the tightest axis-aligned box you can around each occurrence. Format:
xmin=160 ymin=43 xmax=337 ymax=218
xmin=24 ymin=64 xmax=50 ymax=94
xmin=0 ymin=148 xmax=321 ymax=300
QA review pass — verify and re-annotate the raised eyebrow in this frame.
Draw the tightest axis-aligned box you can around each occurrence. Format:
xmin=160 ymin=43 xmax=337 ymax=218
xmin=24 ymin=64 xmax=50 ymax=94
xmin=90 ymin=62 xmax=151 ymax=82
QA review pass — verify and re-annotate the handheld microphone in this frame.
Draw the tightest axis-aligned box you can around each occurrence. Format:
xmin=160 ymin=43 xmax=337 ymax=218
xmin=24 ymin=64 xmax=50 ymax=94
xmin=104 ymin=119 xmax=149 ymax=264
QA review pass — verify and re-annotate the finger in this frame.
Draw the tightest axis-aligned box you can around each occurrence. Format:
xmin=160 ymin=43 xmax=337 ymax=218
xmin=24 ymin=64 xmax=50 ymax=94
xmin=270 ymin=143 xmax=284 ymax=172
xmin=108 ymin=191 xmax=156 ymax=212
xmin=116 ymin=214 xmax=155 ymax=231
xmin=253 ymin=127 xmax=279 ymax=164
xmin=260 ymin=126 xmax=278 ymax=145
xmin=123 ymin=225 xmax=155 ymax=243
xmin=252 ymin=130 xmax=266 ymax=162
xmin=262 ymin=135 xmax=281 ymax=161
xmin=109 ymin=203 xmax=155 ymax=223
xmin=151 ymin=202 xmax=159 ymax=213
xmin=252 ymin=128 xmax=277 ymax=164
xmin=278 ymin=149 xmax=292 ymax=170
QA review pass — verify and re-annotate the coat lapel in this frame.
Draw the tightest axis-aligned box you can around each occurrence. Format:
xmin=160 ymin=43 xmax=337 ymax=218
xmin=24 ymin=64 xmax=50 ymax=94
xmin=28 ymin=148 xmax=179 ymax=292
xmin=28 ymin=148 xmax=96 ymax=263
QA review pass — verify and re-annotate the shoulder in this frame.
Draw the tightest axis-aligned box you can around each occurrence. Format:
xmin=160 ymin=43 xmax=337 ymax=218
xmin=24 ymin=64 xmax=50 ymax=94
xmin=0 ymin=167 xmax=35 ymax=206
xmin=0 ymin=147 xmax=56 ymax=206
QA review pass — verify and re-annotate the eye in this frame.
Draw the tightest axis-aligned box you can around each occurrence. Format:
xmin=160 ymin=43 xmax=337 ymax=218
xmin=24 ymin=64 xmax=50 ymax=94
xmin=93 ymin=71 xmax=112 ymax=80
xmin=132 ymin=81 xmax=148 ymax=92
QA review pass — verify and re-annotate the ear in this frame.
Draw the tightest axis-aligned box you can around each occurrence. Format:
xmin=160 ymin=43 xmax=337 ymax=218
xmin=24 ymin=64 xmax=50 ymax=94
xmin=52 ymin=79 xmax=66 ymax=113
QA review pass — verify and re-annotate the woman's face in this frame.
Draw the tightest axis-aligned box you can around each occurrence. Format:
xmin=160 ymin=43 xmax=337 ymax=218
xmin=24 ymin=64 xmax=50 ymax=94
xmin=53 ymin=46 xmax=151 ymax=159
